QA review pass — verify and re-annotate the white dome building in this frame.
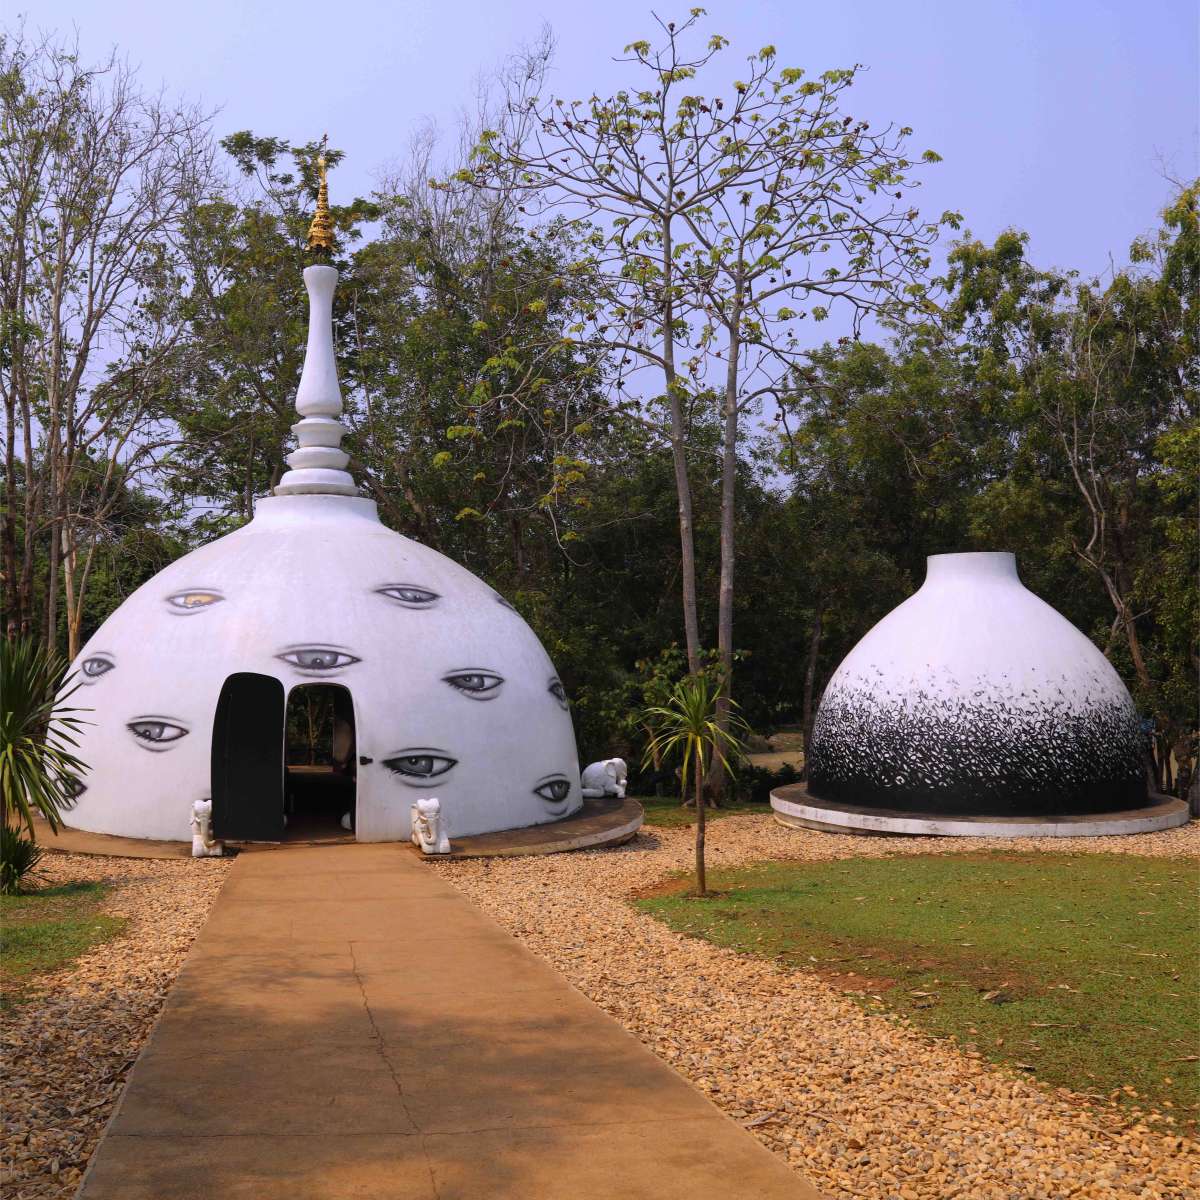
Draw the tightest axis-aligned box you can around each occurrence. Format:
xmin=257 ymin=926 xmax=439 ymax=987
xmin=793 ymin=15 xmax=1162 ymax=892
xmin=771 ymin=552 xmax=1189 ymax=836
xmin=62 ymin=254 xmax=582 ymax=845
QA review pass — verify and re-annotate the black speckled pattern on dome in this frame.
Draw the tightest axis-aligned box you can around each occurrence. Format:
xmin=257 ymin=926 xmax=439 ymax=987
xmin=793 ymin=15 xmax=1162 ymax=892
xmin=807 ymin=673 xmax=1147 ymax=817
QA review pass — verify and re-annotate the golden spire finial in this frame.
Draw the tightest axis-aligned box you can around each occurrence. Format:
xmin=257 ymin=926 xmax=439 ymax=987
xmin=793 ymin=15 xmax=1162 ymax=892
xmin=306 ymin=135 xmax=333 ymax=255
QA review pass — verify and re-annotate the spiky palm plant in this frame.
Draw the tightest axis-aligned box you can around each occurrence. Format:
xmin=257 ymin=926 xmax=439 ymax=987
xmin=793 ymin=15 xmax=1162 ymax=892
xmin=0 ymin=637 xmax=89 ymax=837
xmin=643 ymin=673 xmax=747 ymax=895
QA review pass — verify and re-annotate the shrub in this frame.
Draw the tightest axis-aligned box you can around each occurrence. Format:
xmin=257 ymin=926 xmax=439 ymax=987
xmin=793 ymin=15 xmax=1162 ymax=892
xmin=0 ymin=824 xmax=44 ymax=895
xmin=736 ymin=762 xmax=800 ymax=804
xmin=0 ymin=637 xmax=89 ymax=836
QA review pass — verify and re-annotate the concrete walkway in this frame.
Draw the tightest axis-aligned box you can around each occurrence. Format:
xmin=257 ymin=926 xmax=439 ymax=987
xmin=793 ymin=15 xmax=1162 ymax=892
xmin=79 ymin=844 xmax=818 ymax=1199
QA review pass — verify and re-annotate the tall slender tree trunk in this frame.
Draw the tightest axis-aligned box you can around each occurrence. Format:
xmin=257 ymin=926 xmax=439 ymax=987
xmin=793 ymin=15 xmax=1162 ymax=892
xmin=45 ymin=507 xmax=59 ymax=653
xmin=661 ymin=220 xmax=702 ymax=673
xmin=61 ymin=525 xmax=79 ymax=660
xmin=667 ymin=386 xmax=702 ymax=674
xmin=2 ymin=390 xmax=18 ymax=635
xmin=693 ymin=749 xmax=707 ymax=896
xmin=801 ymin=610 xmax=824 ymax=777
xmin=19 ymin=406 xmax=36 ymax=638
xmin=709 ymin=317 xmax=742 ymax=804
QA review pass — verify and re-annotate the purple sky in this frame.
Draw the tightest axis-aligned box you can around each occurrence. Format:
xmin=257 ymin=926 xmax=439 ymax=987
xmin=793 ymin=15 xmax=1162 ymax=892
xmin=25 ymin=0 xmax=1199 ymax=279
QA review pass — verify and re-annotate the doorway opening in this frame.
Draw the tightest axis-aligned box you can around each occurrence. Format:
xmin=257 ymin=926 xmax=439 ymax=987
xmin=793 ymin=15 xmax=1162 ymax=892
xmin=211 ymin=672 xmax=286 ymax=843
xmin=284 ymin=684 xmax=357 ymax=842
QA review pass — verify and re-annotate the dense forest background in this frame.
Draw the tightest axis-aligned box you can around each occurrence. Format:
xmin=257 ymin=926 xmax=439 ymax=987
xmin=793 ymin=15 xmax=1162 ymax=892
xmin=2 ymin=25 xmax=1196 ymax=798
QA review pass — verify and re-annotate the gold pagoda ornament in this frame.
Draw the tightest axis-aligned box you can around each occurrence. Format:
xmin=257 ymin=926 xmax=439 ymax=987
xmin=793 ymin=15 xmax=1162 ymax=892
xmin=306 ymin=139 xmax=334 ymax=255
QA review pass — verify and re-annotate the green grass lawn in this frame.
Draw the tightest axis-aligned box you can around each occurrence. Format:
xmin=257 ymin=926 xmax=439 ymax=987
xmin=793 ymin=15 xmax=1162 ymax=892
xmin=634 ymin=795 xmax=770 ymax=828
xmin=636 ymin=852 xmax=1199 ymax=1130
xmin=0 ymin=881 xmax=126 ymax=1009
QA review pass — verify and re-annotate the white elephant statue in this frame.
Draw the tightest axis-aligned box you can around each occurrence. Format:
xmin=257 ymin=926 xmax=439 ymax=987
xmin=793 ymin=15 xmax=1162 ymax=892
xmin=581 ymin=758 xmax=628 ymax=800
xmin=410 ymin=798 xmax=450 ymax=855
xmin=190 ymin=798 xmax=224 ymax=858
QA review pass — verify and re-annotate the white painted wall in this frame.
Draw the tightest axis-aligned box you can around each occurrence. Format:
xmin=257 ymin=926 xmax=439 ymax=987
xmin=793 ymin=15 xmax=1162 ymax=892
xmin=63 ymin=493 xmax=582 ymax=842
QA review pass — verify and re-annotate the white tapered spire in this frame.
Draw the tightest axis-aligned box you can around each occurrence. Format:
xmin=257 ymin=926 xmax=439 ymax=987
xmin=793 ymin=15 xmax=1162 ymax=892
xmin=274 ymin=264 xmax=357 ymax=497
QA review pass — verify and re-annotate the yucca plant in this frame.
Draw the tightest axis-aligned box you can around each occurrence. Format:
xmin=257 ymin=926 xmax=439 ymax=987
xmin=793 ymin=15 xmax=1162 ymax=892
xmin=643 ymin=673 xmax=747 ymax=896
xmin=0 ymin=823 xmax=44 ymax=894
xmin=1 ymin=637 xmax=89 ymax=837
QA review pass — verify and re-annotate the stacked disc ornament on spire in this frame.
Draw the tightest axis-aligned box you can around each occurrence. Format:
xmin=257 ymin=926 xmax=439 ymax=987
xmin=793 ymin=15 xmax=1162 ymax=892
xmin=275 ymin=149 xmax=357 ymax=497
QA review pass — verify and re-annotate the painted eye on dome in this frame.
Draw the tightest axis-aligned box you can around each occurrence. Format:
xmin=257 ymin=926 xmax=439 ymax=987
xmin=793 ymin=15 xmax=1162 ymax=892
xmin=443 ymin=670 xmax=504 ymax=700
xmin=277 ymin=647 xmax=361 ymax=674
xmin=166 ymin=589 xmax=224 ymax=614
xmin=127 ymin=717 xmax=189 ymax=751
xmin=493 ymin=592 xmax=518 ymax=613
xmin=61 ymin=775 xmax=87 ymax=807
xmin=80 ymin=655 xmax=115 ymax=680
xmin=382 ymin=750 xmax=457 ymax=784
xmin=548 ymin=677 xmax=568 ymax=710
xmin=375 ymin=584 xmax=439 ymax=609
xmin=533 ymin=776 xmax=572 ymax=805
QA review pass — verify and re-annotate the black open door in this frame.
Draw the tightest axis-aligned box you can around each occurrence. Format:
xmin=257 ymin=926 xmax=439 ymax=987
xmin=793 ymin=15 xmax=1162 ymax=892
xmin=211 ymin=672 xmax=286 ymax=841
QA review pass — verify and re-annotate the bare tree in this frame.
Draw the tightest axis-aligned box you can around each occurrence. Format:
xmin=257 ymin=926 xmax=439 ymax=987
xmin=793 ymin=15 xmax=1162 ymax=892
xmin=0 ymin=27 xmax=215 ymax=654
xmin=464 ymin=11 xmax=952 ymax=790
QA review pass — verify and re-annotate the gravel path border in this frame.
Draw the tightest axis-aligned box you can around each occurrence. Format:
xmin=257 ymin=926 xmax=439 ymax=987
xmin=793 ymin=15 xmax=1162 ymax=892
xmin=1 ymin=854 xmax=231 ymax=1199
xmin=435 ymin=815 xmax=1200 ymax=1200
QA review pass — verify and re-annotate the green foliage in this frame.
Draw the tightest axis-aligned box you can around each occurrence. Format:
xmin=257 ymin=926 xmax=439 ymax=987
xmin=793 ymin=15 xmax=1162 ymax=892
xmin=638 ymin=853 xmax=1199 ymax=1130
xmin=642 ymin=672 xmax=749 ymax=893
xmin=779 ymin=183 xmax=1198 ymax=790
xmin=642 ymin=672 xmax=746 ymax=789
xmin=0 ymin=825 xmax=43 ymax=895
xmin=736 ymin=761 xmax=800 ymax=804
xmin=0 ymin=638 xmax=89 ymax=837
xmin=3 ymin=42 xmax=1193 ymax=813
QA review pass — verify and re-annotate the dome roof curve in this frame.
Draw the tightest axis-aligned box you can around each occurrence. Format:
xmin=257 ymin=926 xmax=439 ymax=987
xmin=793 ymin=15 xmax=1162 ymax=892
xmin=805 ymin=552 xmax=1147 ymax=818
xmin=65 ymin=493 xmax=581 ymax=842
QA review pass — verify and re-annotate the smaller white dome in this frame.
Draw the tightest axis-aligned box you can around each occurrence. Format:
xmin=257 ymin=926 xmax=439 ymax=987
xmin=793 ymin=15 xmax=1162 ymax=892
xmin=807 ymin=552 xmax=1147 ymax=817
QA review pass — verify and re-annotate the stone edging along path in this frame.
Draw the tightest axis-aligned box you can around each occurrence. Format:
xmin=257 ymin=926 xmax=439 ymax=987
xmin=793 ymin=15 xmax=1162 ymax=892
xmin=434 ymin=814 xmax=1200 ymax=1200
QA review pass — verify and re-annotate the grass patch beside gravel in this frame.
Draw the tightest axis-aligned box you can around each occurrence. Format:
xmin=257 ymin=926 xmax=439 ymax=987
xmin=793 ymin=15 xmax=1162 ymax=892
xmin=635 ymin=795 xmax=769 ymax=828
xmin=636 ymin=851 xmax=1199 ymax=1131
xmin=0 ymin=881 xmax=126 ymax=1008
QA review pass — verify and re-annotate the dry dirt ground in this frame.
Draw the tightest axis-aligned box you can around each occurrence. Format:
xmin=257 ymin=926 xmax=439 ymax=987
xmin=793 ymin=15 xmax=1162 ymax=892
xmin=436 ymin=816 xmax=1200 ymax=1200
xmin=1 ymin=854 xmax=230 ymax=1199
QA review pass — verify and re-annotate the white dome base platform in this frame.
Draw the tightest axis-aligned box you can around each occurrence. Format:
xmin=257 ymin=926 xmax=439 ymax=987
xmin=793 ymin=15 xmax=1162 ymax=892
xmin=770 ymin=784 xmax=1190 ymax=839
xmin=431 ymin=796 xmax=643 ymax=859
xmin=40 ymin=798 xmax=643 ymax=861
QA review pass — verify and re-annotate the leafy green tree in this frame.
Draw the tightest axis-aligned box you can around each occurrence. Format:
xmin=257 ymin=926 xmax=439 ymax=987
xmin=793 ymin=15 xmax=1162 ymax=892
xmin=351 ymin=178 xmax=618 ymax=574
xmin=161 ymin=133 xmax=377 ymax=521
xmin=945 ymin=184 xmax=1199 ymax=791
xmin=465 ymin=11 xmax=955 ymax=798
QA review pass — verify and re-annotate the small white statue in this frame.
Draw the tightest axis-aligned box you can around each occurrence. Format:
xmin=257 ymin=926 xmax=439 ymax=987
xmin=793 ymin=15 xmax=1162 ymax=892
xmin=410 ymin=797 xmax=450 ymax=855
xmin=581 ymin=757 xmax=628 ymax=799
xmin=190 ymin=798 xmax=224 ymax=858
